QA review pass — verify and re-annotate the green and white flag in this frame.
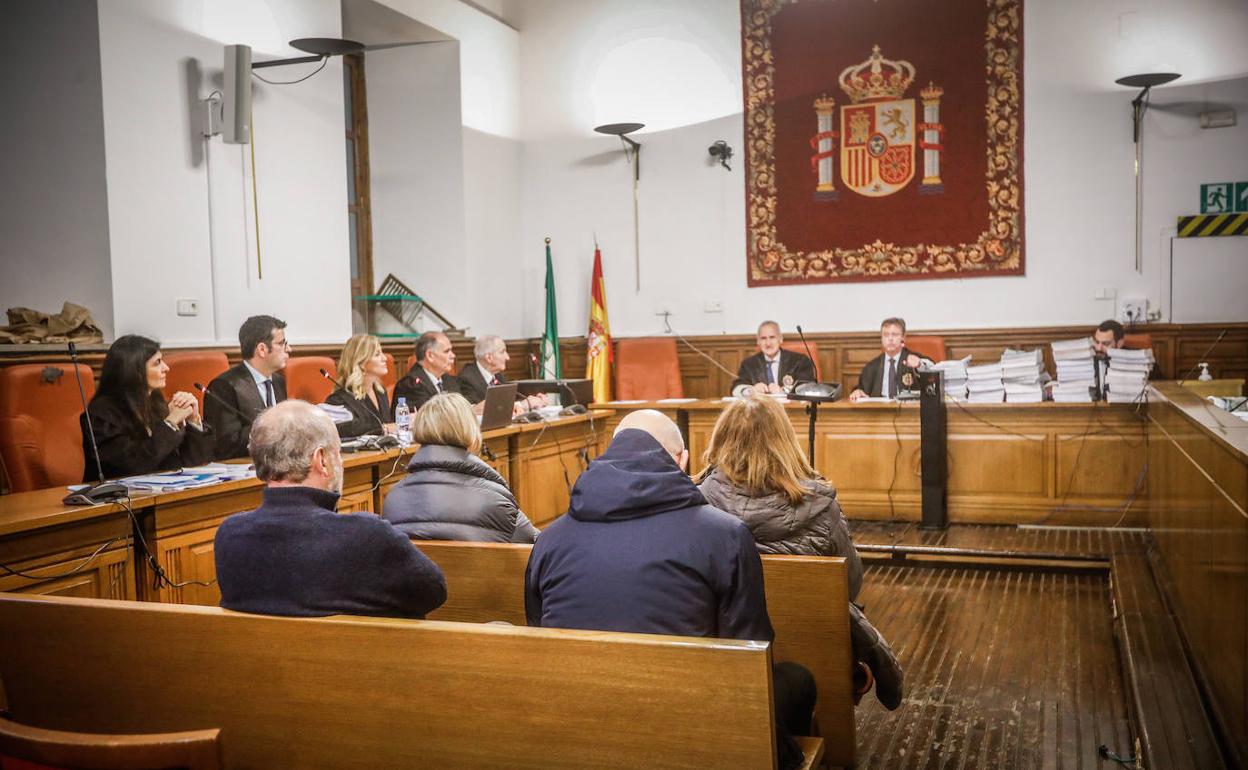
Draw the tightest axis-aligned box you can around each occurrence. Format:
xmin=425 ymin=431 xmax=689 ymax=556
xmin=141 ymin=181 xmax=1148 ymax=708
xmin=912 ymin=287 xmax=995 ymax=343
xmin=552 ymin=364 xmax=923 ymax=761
xmin=540 ymin=240 xmax=561 ymax=378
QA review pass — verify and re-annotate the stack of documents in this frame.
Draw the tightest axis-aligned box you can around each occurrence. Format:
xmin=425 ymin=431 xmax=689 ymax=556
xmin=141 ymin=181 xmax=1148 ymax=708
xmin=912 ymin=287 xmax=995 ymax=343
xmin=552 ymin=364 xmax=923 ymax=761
xmin=929 ymin=356 xmax=971 ymax=400
xmin=121 ymin=464 xmax=253 ymax=492
xmin=1049 ymin=337 xmax=1095 ymax=403
xmin=966 ymin=362 xmax=1005 ymax=403
xmin=1105 ymin=347 xmax=1154 ymax=403
xmin=1001 ymin=348 xmax=1046 ymax=403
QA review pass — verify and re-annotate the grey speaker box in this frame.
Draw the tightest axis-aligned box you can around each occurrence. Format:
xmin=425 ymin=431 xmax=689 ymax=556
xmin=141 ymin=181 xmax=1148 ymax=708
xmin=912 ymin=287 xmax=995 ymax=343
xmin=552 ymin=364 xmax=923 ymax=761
xmin=223 ymin=44 xmax=251 ymax=144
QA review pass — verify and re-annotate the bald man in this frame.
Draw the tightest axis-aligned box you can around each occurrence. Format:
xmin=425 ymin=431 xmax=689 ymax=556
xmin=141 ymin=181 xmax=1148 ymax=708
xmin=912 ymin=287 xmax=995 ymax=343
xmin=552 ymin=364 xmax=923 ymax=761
xmin=525 ymin=409 xmax=816 ymax=768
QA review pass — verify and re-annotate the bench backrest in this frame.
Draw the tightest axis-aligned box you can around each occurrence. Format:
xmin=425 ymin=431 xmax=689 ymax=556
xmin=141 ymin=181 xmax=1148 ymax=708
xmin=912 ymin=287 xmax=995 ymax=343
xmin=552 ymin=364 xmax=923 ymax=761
xmin=0 ymin=592 xmax=777 ymax=769
xmin=413 ymin=540 xmax=855 ymax=767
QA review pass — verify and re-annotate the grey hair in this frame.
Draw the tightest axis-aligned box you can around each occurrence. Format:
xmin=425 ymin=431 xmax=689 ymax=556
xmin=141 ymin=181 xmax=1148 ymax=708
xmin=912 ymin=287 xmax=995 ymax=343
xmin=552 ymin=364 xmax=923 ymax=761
xmin=757 ymin=320 xmax=781 ymax=335
xmin=248 ymin=400 xmax=340 ymax=483
xmin=474 ymin=334 xmax=505 ymax=361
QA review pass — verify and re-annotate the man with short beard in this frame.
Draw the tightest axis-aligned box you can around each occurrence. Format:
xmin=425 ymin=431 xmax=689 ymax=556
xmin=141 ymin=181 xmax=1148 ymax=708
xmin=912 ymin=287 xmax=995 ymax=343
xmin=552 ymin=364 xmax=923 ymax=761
xmin=214 ymin=400 xmax=446 ymax=618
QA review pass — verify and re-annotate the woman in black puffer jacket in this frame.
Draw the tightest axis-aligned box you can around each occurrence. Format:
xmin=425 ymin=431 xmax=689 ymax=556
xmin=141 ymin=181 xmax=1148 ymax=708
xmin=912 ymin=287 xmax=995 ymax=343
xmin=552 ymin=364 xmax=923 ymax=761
xmin=383 ymin=392 xmax=538 ymax=543
xmin=696 ymin=393 xmax=904 ymax=711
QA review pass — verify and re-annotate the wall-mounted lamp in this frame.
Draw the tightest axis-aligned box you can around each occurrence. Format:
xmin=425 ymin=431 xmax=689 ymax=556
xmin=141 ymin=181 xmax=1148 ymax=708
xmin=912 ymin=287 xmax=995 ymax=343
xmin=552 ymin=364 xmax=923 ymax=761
xmin=594 ymin=122 xmax=644 ymax=181
xmin=1114 ymin=72 xmax=1180 ymax=275
xmin=708 ymin=140 xmax=733 ymax=171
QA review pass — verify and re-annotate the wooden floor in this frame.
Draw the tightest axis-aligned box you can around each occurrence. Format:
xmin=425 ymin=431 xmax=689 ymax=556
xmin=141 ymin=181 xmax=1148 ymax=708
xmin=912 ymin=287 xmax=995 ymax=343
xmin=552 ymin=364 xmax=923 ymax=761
xmin=847 ymin=523 xmax=1140 ymax=769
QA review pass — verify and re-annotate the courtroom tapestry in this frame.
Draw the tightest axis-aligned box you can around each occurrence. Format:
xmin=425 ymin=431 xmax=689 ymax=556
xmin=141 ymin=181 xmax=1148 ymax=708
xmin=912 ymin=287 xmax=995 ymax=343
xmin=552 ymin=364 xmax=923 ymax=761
xmin=742 ymin=0 xmax=1024 ymax=285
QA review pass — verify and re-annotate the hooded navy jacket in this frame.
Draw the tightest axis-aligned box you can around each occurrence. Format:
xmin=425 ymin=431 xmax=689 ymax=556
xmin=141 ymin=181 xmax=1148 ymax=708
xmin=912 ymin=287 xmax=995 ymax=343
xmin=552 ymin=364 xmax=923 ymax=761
xmin=524 ymin=429 xmax=775 ymax=641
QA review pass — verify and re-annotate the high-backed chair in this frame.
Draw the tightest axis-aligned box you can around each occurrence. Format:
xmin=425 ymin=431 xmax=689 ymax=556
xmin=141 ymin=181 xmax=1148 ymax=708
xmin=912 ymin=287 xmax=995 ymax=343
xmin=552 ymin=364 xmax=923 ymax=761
xmin=0 ymin=364 xmax=94 ymax=492
xmin=905 ymin=335 xmax=947 ymax=363
xmin=404 ymin=354 xmax=418 ymax=377
xmin=382 ymin=353 xmax=398 ymax=402
xmin=1122 ymin=333 xmax=1153 ymax=350
xmin=161 ymin=351 xmax=229 ymax=414
xmin=614 ymin=338 xmax=684 ymax=400
xmin=780 ymin=341 xmax=822 ymax=380
xmin=0 ymin=718 xmax=222 ymax=770
xmin=284 ymin=357 xmax=336 ymax=404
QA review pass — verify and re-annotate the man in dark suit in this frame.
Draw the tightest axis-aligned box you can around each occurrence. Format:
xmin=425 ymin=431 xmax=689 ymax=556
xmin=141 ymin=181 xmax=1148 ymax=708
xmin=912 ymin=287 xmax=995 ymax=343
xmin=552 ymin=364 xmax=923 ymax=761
xmin=457 ymin=334 xmax=546 ymax=415
xmin=730 ymin=321 xmax=817 ymax=397
xmin=393 ymin=331 xmax=458 ymax=417
xmin=204 ymin=315 xmax=290 ymax=460
xmin=849 ymin=317 xmax=932 ymax=402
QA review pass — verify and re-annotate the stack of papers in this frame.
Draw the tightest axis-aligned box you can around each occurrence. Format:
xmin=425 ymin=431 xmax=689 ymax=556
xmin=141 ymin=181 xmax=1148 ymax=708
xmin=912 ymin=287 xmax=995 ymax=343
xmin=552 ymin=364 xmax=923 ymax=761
xmin=1000 ymin=348 xmax=1046 ymax=403
xmin=966 ymin=362 xmax=1005 ymax=403
xmin=1105 ymin=347 xmax=1154 ymax=403
xmin=1049 ymin=337 xmax=1095 ymax=403
xmin=317 ymin=403 xmax=354 ymax=424
xmin=929 ymin=356 xmax=971 ymax=400
xmin=121 ymin=464 xmax=254 ymax=491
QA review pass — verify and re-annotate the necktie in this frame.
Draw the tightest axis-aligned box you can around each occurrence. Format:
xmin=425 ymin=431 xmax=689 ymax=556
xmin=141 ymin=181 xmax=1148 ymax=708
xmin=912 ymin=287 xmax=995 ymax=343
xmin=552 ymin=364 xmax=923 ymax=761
xmin=886 ymin=358 xmax=896 ymax=398
xmin=263 ymin=379 xmax=275 ymax=408
xmin=764 ymin=359 xmax=775 ymax=384
xmin=434 ymin=378 xmax=442 ymax=394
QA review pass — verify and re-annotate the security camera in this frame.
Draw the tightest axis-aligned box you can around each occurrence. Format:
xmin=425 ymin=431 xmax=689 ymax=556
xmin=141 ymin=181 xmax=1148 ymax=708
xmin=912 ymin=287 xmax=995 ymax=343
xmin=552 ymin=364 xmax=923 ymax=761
xmin=708 ymin=140 xmax=733 ymax=170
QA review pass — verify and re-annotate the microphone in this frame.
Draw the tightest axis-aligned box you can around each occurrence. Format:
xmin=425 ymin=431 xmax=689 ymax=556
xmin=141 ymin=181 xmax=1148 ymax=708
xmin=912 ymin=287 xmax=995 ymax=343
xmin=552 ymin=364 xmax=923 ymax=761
xmin=318 ymin=368 xmax=397 ymax=448
xmin=795 ymin=325 xmax=818 ymax=382
xmin=529 ymin=353 xmax=539 ymax=379
xmin=1177 ymin=329 xmax=1227 ymax=386
xmin=63 ymin=342 xmax=127 ymax=505
xmin=194 ymin=382 xmax=255 ymax=426
xmin=789 ymin=326 xmax=842 ymax=402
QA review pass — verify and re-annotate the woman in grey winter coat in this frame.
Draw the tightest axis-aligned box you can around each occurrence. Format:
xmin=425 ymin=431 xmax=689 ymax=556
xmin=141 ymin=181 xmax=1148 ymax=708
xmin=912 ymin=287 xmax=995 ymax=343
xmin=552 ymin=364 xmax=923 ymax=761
xmin=383 ymin=392 xmax=538 ymax=543
xmin=696 ymin=393 xmax=904 ymax=710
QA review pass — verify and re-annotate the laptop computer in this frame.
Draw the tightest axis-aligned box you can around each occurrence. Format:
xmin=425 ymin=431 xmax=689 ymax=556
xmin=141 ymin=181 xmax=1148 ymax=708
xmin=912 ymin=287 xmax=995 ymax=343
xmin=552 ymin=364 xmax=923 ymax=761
xmin=480 ymin=382 xmax=519 ymax=431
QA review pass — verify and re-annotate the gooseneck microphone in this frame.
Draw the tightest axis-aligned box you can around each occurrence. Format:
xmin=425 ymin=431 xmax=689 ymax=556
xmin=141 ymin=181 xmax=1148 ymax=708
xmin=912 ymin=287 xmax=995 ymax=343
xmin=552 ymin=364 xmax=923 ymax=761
xmin=63 ymin=342 xmax=127 ymax=505
xmin=795 ymin=325 xmax=818 ymax=381
xmin=318 ymin=368 xmax=396 ymax=448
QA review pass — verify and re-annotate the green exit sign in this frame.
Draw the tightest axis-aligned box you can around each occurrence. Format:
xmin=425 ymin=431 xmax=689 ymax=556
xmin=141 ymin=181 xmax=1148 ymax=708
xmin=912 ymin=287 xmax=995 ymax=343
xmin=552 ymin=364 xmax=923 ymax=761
xmin=1201 ymin=182 xmax=1248 ymax=213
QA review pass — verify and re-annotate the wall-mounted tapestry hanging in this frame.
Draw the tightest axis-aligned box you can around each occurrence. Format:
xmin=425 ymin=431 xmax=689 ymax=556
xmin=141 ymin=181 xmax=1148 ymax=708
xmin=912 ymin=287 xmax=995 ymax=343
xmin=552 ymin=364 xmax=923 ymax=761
xmin=743 ymin=0 xmax=1024 ymax=285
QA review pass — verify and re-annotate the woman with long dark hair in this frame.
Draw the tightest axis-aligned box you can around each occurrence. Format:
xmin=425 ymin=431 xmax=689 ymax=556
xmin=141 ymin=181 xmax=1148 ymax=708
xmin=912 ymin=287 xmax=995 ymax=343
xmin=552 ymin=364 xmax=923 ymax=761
xmin=82 ymin=335 xmax=214 ymax=480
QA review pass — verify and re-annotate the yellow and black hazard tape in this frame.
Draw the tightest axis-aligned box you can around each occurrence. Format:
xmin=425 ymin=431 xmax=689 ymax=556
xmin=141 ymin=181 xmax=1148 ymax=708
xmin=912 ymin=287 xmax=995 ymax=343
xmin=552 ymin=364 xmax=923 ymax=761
xmin=1177 ymin=212 xmax=1248 ymax=237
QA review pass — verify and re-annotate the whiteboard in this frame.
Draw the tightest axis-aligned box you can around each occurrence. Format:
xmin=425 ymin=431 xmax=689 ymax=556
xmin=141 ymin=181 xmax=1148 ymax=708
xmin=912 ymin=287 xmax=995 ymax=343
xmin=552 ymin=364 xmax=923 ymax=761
xmin=1170 ymin=236 xmax=1248 ymax=322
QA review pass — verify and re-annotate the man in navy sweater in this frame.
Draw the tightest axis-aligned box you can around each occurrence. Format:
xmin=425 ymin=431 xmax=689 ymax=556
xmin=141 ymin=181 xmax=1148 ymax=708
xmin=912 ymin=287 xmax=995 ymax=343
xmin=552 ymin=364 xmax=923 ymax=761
xmin=215 ymin=400 xmax=446 ymax=619
xmin=524 ymin=410 xmax=815 ymax=769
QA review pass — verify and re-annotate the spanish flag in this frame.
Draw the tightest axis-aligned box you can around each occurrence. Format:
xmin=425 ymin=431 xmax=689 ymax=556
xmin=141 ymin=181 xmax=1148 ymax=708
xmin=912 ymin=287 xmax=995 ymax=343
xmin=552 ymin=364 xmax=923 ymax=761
xmin=586 ymin=246 xmax=613 ymax=403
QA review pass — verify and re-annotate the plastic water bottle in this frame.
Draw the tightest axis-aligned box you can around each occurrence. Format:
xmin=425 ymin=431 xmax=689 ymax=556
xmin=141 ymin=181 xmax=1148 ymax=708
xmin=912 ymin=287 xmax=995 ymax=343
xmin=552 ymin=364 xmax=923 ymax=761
xmin=395 ymin=397 xmax=412 ymax=445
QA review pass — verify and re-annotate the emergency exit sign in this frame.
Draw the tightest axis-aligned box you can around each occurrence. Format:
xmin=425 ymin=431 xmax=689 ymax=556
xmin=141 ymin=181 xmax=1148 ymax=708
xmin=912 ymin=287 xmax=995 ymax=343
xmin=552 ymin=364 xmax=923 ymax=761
xmin=1201 ymin=182 xmax=1248 ymax=213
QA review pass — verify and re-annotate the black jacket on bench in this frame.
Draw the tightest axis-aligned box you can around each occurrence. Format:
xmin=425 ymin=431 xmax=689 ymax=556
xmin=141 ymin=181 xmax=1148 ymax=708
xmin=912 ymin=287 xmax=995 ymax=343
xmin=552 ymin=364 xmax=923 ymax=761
xmin=214 ymin=486 xmax=447 ymax=619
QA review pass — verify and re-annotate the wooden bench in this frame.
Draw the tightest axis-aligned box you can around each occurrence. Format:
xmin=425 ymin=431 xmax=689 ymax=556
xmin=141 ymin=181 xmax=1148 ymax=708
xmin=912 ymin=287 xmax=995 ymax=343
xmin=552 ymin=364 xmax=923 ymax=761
xmin=0 ymin=592 xmax=824 ymax=770
xmin=413 ymin=540 xmax=856 ymax=768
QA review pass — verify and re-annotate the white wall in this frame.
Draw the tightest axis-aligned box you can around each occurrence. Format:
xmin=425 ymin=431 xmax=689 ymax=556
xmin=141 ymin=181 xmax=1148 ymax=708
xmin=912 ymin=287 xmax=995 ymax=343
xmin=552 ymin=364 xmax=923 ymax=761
xmin=513 ymin=0 xmax=1248 ymax=338
xmin=1 ymin=1 xmax=114 ymax=339
xmin=95 ymin=0 xmax=352 ymax=347
xmin=367 ymin=41 xmax=469 ymax=328
xmin=372 ymin=0 xmax=524 ymax=335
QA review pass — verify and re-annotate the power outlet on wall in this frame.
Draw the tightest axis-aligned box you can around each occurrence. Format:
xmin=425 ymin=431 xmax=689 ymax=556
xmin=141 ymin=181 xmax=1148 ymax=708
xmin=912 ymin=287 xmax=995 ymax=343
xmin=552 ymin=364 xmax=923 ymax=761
xmin=176 ymin=298 xmax=200 ymax=317
xmin=1120 ymin=298 xmax=1147 ymax=325
xmin=704 ymin=301 xmax=723 ymax=313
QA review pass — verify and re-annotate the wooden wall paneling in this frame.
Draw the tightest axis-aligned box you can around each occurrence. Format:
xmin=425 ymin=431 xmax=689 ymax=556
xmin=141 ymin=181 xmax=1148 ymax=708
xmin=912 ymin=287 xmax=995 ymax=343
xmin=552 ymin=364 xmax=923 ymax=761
xmin=510 ymin=415 xmax=605 ymax=527
xmin=1147 ymin=384 xmax=1248 ymax=767
xmin=0 ymin=505 xmax=136 ymax=601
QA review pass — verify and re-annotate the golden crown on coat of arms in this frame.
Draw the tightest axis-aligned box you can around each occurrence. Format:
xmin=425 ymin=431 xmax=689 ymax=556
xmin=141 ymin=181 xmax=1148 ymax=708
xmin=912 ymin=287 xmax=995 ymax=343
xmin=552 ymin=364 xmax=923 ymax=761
xmin=838 ymin=45 xmax=916 ymax=103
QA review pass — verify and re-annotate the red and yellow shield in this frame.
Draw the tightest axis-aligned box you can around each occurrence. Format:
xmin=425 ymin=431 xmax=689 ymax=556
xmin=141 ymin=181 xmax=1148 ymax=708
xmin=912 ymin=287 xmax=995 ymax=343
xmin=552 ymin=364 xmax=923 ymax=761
xmin=840 ymin=99 xmax=916 ymax=197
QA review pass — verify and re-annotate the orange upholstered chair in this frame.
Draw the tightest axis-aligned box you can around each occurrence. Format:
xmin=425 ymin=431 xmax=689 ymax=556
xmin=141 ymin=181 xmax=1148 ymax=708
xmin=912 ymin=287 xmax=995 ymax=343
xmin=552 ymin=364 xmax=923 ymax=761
xmin=285 ymin=357 xmax=337 ymax=404
xmin=0 ymin=364 xmax=94 ymax=492
xmin=780 ymin=341 xmax=822 ymax=380
xmin=614 ymin=337 xmax=684 ymax=401
xmin=382 ymin=353 xmax=398 ymax=402
xmin=0 ymin=718 xmax=222 ymax=770
xmin=404 ymin=354 xmax=418 ymax=376
xmin=162 ymin=351 xmax=229 ymax=413
xmin=1122 ymin=333 xmax=1153 ymax=350
xmin=905 ymin=335 xmax=947 ymax=363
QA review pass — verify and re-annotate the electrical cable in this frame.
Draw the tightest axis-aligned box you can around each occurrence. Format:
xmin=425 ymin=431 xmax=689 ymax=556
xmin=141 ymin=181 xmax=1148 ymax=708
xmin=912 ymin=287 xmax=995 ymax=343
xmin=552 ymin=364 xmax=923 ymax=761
xmin=0 ymin=536 xmax=123 ymax=581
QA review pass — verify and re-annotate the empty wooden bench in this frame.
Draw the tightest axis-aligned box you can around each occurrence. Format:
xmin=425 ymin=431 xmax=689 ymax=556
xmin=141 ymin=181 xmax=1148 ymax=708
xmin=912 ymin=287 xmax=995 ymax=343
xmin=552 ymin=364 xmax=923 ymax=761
xmin=0 ymin=592 xmax=823 ymax=769
xmin=413 ymin=540 xmax=856 ymax=768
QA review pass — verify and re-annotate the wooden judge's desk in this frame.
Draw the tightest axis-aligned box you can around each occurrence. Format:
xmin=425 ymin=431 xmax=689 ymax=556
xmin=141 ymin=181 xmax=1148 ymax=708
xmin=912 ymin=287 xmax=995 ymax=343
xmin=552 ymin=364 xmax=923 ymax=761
xmin=1 ymin=398 xmax=1155 ymax=607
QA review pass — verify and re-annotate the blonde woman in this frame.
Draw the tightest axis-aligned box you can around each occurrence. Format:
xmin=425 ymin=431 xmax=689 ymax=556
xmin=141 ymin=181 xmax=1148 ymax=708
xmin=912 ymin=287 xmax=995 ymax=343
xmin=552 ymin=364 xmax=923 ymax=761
xmin=696 ymin=394 xmax=904 ymax=710
xmin=325 ymin=334 xmax=393 ymax=439
xmin=382 ymin=392 xmax=538 ymax=543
